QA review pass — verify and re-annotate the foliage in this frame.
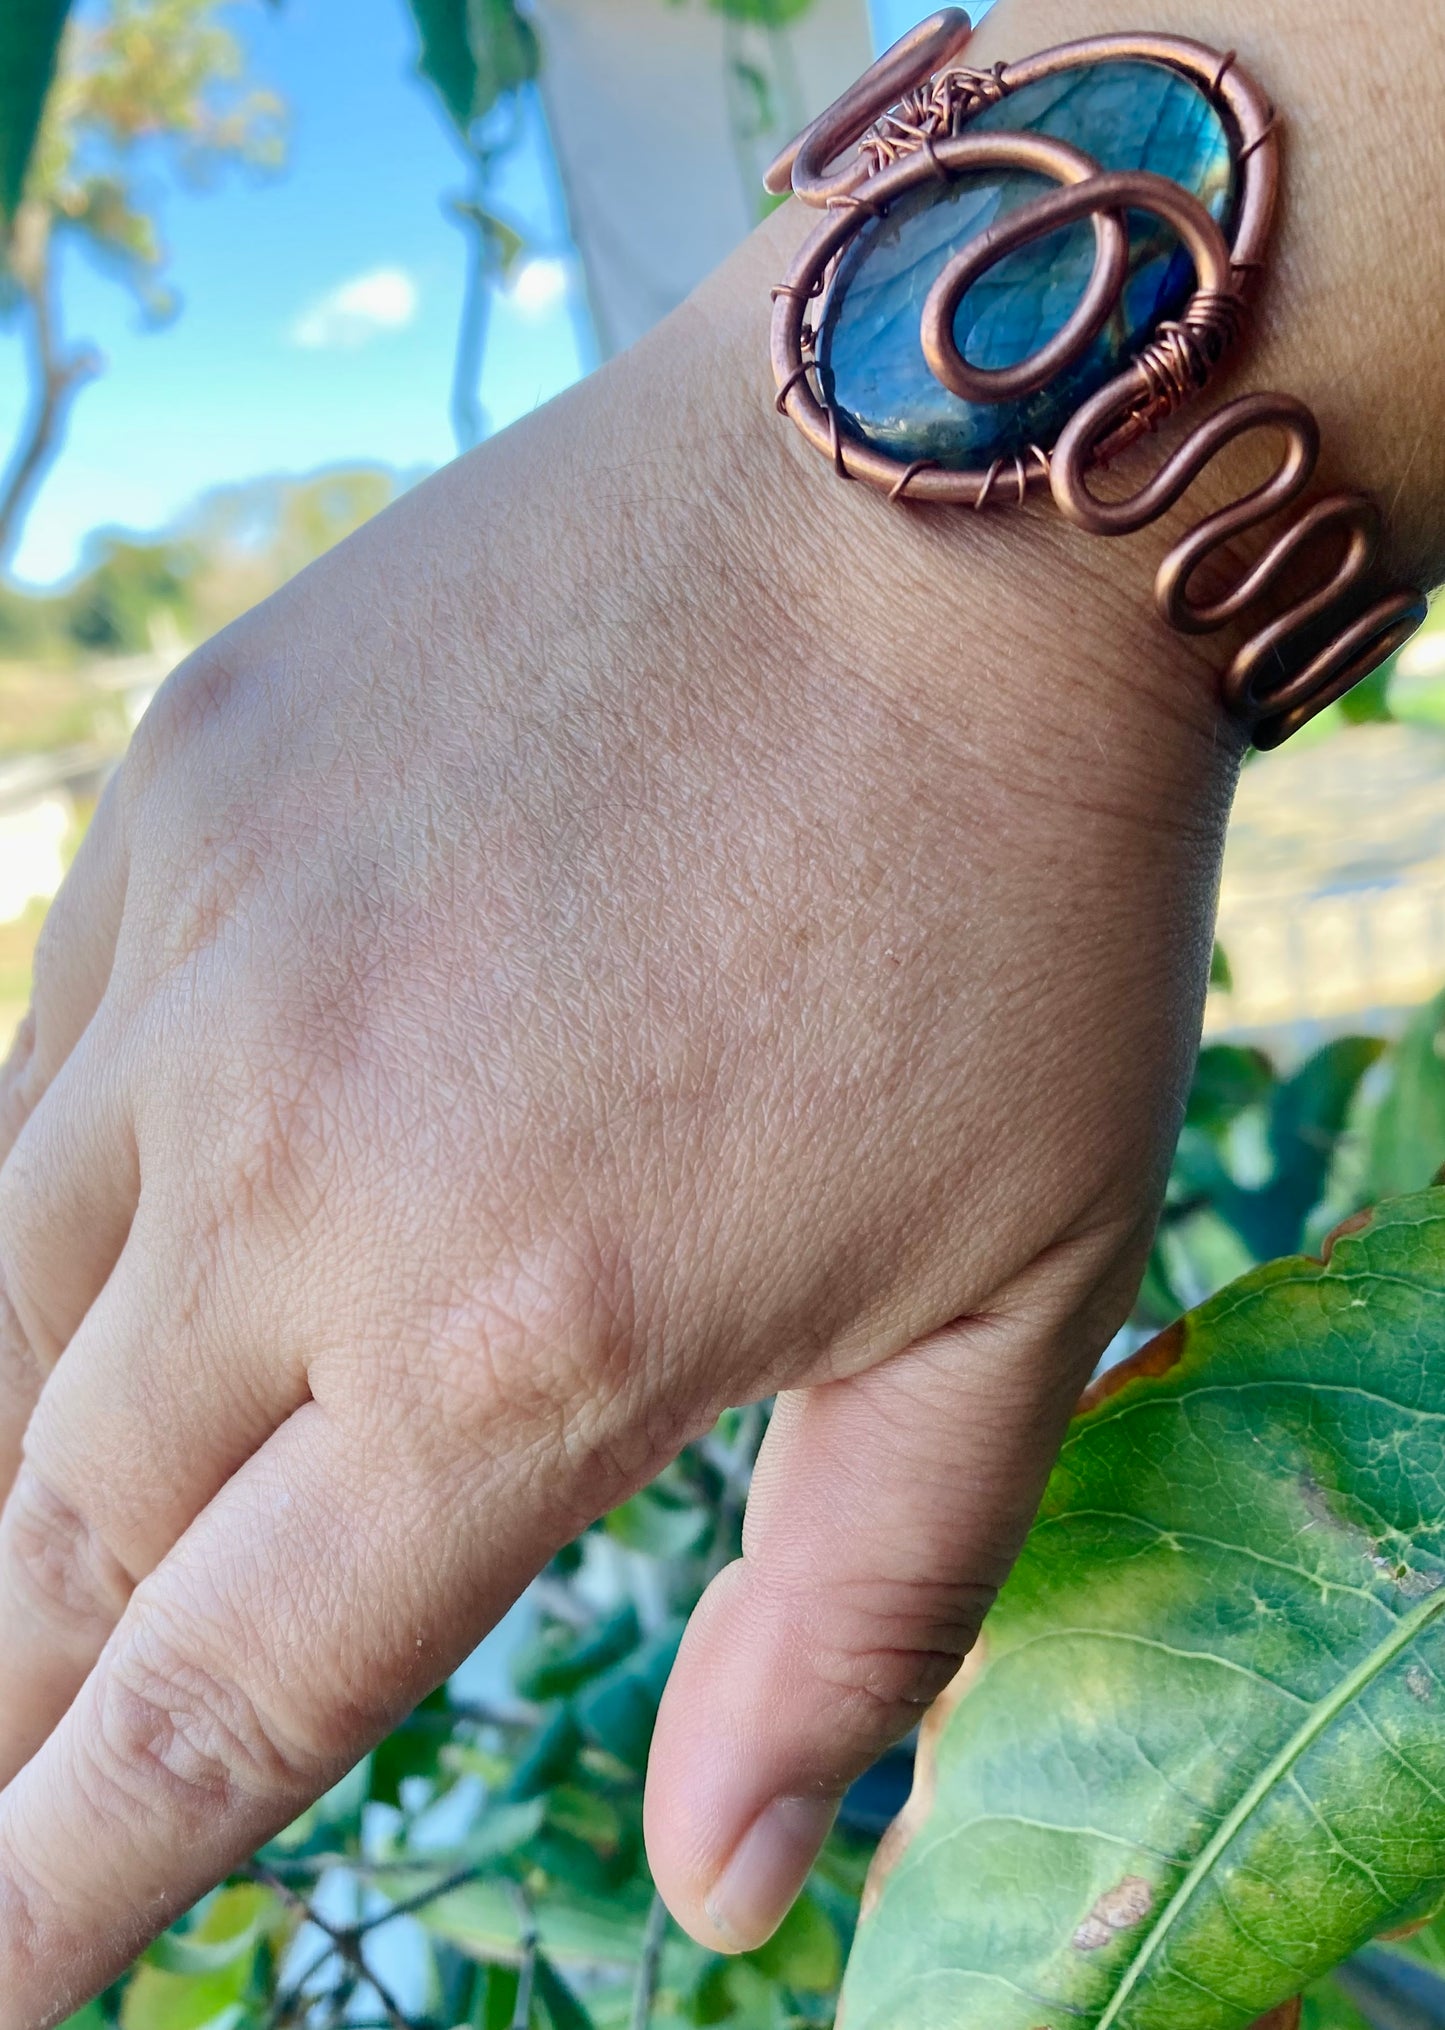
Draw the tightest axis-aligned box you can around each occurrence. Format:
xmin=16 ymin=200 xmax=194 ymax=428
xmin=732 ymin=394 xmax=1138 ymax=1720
xmin=0 ymin=464 xmax=409 ymax=677
xmin=0 ymin=0 xmax=285 ymax=560
xmin=408 ymin=0 xmax=538 ymax=139
xmin=1138 ymin=1001 xmax=1445 ymax=1334
xmin=846 ymin=1190 xmax=1445 ymax=2029
xmin=402 ymin=0 xmax=541 ymax=448
xmin=0 ymin=0 xmax=70 ymax=225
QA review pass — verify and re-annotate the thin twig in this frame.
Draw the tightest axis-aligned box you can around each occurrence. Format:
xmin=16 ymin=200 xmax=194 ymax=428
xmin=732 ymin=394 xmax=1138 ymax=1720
xmin=629 ymin=1892 xmax=670 ymax=2030
xmin=272 ymin=1936 xmax=343 ymax=2022
xmin=247 ymin=1861 xmax=427 ymax=2030
xmin=354 ymin=1861 xmax=484 ymax=1936
xmin=259 ymin=1848 xmax=508 ymax=1886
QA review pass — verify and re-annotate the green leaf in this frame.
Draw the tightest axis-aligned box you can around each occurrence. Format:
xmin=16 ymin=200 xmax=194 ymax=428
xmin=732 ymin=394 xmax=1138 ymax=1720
xmin=1180 ymin=1037 xmax=1384 ymax=1264
xmin=505 ymin=1703 xmax=583 ymax=1801
xmin=744 ymin=1891 xmax=841 ymax=1993
xmin=371 ymin=1682 xmax=452 ymax=1806
xmin=470 ymin=1961 xmax=522 ymax=2030
xmin=0 ymin=0 xmax=69 ymax=224
xmin=513 ymin=1604 xmax=641 ymax=1702
xmin=1368 ymin=988 xmax=1445 ymax=1201
xmin=1300 ymin=1976 xmax=1377 ymax=2030
xmin=708 ymin=0 xmax=817 ymax=21
xmin=605 ymin=1487 xmax=711 ymax=1559
xmin=1262 ymin=1037 xmax=1383 ymax=1227
xmin=535 ymin=1955 xmax=597 ymax=2030
xmin=119 ymin=1966 xmax=247 ymax=2030
xmin=407 ymin=0 xmax=539 ymax=140
xmin=574 ymin=1622 xmax=684 ymax=1771
xmin=145 ymin=1884 xmax=273 ymax=1977
xmin=544 ymin=1785 xmax=625 ymax=1856
xmin=421 ymin=1874 xmax=698 ymax=1984
xmin=842 ymin=1192 xmax=1445 ymax=2030
xmin=1185 ymin=1044 xmax=1275 ymax=1139
xmin=1337 ymin=658 xmax=1398 ymax=725
xmin=55 ymin=2008 xmax=109 ymax=2030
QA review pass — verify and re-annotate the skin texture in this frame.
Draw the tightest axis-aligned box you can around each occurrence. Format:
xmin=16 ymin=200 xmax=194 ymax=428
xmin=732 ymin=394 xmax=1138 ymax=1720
xmin=0 ymin=0 xmax=1443 ymax=2018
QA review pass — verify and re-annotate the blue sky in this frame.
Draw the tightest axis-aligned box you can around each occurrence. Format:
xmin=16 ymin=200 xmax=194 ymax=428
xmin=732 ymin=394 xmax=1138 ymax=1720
xmin=2 ymin=0 xmax=982 ymax=587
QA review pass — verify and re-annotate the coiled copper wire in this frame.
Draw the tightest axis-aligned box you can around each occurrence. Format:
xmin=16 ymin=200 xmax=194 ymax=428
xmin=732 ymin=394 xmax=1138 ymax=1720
xmin=766 ymin=11 xmax=1427 ymax=746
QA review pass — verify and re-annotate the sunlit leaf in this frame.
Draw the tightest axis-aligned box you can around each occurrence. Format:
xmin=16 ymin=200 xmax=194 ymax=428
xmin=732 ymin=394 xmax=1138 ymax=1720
xmin=844 ymin=1192 xmax=1445 ymax=2030
xmin=119 ymin=1965 xmax=247 ymax=2030
xmin=145 ymin=1884 xmax=274 ymax=1977
xmin=407 ymin=0 xmax=539 ymax=140
xmin=605 ymin=1487 xmax=711 ymax=1559
xmin=1368 ymin=988 xmax=1445 ymax=1202
xmin=421 ymin=1873 xmax=696 ymax=1981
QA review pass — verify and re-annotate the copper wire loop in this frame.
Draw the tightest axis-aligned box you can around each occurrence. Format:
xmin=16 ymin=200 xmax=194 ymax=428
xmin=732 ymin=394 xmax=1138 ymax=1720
xmin=767 ymin=18 xmax=1427 ymax=744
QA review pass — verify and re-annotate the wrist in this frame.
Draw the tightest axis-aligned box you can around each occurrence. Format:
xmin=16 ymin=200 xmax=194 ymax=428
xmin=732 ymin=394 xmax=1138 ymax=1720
xmin=967 ymin=0 xmax=1445 ymax=586
xmin=672 ymin=0 xmax=1440 ymax=778
xmin=677 ymin=192 xmax=1243 ymax=807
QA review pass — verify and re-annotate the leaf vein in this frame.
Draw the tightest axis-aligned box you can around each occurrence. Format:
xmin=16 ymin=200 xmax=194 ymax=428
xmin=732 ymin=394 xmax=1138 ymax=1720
xmin=1094 ymin=1578 xmax=1445 ymax=2028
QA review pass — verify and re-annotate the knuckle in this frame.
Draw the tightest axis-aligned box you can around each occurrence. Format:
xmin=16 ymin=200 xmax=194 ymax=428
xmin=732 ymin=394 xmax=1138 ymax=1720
xmin=0 ymin=1009 xmax=38 ymax=1152
xmin=3 ymin=1465 xmax=132 ymax=1637
xmin=429 ymin=1234 xmax=674 ymax=1503
xmin=127 ymin=649 xmax=240 ymax=781
xmin=802 ymin=1574 xmax=994 ymax=1740
xmin=0 ymin=1165 xmax=66 ymax=1368
xmin=0 ymin=1280 xmax=45 ymax=1414
xmin=0 ymin=1827 xmax=55 ymax=2014
xmin=86 ymin=1616 xmax=321 ymax=1830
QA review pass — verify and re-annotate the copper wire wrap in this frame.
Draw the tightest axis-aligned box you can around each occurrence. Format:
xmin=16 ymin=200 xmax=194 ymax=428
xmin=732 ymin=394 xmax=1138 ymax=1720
xmin=765 ymin=12 xmax=1427 ymax=747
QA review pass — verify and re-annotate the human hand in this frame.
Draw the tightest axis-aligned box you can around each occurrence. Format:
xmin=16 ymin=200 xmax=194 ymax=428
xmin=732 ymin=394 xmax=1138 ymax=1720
xmin=1 ymin=0 xmax=1441 ymax=2018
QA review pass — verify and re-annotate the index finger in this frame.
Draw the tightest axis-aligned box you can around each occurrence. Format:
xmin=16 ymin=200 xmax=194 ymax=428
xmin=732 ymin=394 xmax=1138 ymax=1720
xmin=0 ymin=1400 xmax=552 ymax=2026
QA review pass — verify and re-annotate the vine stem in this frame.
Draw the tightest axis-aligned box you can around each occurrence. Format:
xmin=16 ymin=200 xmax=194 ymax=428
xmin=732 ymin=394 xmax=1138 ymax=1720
xmin=629 ymin=1892 xmax=670 ymax=2030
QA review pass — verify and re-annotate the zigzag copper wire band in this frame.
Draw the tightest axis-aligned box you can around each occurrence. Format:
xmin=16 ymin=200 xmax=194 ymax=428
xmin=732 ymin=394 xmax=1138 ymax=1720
xmin=764 ymin=11 xmax=1427 ymax=747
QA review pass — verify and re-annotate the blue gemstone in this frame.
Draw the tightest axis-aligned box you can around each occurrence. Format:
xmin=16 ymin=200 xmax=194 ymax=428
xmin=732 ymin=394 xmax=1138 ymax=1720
xmin=814 ymin=59 xmax=1238 ymax=471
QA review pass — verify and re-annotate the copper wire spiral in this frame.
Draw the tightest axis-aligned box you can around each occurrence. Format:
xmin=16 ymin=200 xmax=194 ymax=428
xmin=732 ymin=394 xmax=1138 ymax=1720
xmin=765 ymin=13 xmax=1427 ymax=747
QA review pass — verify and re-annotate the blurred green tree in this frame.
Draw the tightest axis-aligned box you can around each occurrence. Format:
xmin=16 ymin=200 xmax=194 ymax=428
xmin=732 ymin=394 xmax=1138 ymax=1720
xmin=0 ymin=0 xmax=285 ymax=565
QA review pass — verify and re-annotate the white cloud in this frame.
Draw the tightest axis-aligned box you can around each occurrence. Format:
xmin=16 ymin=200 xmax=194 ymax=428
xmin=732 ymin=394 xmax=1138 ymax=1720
xmin=290 ymin=267 xmax=419 ymax=350
xmin=507 ymin=256 xmax=570 ymax=319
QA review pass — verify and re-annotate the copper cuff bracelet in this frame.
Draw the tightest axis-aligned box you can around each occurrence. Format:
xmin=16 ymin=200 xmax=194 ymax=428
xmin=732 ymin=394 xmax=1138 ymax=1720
xmin=764 ymin=11 xmax=1428 ymax=748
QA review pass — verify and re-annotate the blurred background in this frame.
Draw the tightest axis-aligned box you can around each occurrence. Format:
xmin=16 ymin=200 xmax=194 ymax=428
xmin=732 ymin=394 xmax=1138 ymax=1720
xmin=5 ymin=4 xmax=1445 ymax=2027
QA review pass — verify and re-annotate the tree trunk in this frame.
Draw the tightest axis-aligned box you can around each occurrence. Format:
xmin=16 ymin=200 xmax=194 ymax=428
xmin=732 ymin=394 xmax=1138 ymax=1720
xmin=0 ymin=200 xmax=101 ymax=568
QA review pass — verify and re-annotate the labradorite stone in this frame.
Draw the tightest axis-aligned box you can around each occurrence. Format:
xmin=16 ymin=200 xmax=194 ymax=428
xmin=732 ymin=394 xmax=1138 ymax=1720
xmin=815 ymin=59 xmax=1238 ymax=470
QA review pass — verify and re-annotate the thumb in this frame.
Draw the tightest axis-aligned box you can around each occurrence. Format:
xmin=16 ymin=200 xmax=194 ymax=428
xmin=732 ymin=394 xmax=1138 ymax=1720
xmin=644 ymin=1244 xmax=1136 ymax=1952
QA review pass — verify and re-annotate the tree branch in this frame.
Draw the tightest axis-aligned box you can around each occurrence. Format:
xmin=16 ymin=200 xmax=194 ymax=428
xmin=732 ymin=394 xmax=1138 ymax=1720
xmin=247 ymin=1861 xmax=428 ymax=2030
xmin=0 ymin=202 xmax=101 ymax=565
